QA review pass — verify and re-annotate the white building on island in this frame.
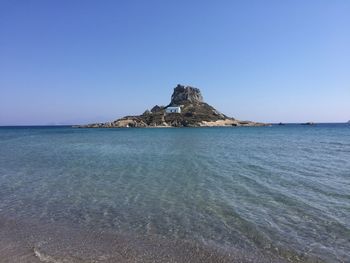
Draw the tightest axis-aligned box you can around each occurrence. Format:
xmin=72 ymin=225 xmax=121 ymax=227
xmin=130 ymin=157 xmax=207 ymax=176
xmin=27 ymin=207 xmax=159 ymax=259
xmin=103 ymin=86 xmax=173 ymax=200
xmin=165 ymin=106 xmax=181 ymax=114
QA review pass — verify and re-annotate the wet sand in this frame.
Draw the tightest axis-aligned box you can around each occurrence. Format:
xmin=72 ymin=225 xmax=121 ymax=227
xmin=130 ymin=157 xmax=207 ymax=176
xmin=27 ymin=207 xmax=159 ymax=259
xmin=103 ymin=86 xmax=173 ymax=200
xmin=0 ymin=215 xmax=291 ymax=263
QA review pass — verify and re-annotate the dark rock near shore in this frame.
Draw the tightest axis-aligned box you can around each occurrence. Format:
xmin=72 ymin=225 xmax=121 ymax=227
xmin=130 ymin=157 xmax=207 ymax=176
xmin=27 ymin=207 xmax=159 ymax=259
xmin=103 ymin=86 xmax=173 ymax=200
xmin=79 ymin=84 xmax=266 ymax=128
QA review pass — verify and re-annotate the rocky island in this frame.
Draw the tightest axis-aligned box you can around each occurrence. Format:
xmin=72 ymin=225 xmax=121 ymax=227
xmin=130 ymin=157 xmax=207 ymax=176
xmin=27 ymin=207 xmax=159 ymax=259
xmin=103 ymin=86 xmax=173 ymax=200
xmin=79 ymin=84 xmax=266 ymax=128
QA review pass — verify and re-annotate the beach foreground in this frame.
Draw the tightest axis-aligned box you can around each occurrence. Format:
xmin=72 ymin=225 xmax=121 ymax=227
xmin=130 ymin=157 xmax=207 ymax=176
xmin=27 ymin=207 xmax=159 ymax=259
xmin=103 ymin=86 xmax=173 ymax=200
xmin=1 ymin=216 xmax=289 ymax=263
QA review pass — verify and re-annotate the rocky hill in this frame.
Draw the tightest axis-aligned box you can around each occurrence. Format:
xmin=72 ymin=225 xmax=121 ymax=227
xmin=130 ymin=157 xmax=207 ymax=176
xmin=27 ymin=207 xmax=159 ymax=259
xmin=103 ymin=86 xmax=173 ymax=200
xmin=80 ymin=84 xmax=266 ymax=128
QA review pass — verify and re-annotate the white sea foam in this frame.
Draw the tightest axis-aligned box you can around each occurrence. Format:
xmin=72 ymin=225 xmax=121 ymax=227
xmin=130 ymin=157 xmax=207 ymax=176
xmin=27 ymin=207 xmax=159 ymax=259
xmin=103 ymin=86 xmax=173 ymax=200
xmin=34 ymin=247 xmax=62 ymax=263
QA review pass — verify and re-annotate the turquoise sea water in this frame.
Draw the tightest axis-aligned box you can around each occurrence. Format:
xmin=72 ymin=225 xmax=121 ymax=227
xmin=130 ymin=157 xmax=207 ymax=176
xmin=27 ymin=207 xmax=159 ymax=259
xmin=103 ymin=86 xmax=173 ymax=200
xmin=0 ymin=125 xmax=349 ymax=262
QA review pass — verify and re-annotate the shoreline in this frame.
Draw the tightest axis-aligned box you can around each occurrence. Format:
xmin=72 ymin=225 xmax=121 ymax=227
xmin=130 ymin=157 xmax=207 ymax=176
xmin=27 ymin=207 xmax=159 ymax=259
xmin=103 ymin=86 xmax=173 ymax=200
xmin=0 ymin=215 xmax=292 ymax=263
xmin=74 ymin=120 xmax=269 ymax=129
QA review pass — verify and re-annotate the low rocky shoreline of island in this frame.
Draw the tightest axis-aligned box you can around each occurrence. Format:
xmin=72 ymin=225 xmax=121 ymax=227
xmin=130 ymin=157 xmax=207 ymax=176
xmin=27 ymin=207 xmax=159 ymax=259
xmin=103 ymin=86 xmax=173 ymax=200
xmin=77 ymin=118 xmax=267 ymax=128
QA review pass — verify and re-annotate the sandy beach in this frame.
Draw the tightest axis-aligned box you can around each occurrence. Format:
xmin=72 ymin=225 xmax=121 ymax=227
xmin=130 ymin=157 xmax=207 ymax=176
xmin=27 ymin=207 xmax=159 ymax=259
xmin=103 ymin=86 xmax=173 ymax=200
xmin=0 ymin=215 xmax=289 ymax=263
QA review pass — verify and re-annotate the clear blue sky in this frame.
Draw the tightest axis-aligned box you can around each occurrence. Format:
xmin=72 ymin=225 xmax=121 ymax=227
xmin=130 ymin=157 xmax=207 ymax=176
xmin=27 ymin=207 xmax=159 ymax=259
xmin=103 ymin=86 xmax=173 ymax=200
xmin=0 ymin=0 xmax=349 ymax=125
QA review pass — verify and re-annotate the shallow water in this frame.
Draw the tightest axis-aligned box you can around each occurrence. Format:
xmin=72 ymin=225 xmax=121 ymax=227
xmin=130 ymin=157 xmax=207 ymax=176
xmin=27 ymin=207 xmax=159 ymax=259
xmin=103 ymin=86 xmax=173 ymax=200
xmin=0 ymin=125 xmax=349 ymax=262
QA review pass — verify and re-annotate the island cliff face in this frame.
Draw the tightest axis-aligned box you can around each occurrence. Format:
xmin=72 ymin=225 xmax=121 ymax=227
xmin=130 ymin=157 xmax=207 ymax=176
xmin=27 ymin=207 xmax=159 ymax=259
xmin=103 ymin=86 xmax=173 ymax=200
xmin=81 ymin=84 xmax=266 ymax=128
xmin=170 ymin=85 xmax=203 ymax=105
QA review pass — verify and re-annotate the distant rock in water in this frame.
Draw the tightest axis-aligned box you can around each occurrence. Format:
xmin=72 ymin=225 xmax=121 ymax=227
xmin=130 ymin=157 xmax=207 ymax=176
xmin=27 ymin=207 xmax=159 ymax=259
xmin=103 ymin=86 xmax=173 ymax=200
xmin=79 ymin=84 xmax=266 ymax=128
xmin=302 ymin=122 xmax=316 ymax=125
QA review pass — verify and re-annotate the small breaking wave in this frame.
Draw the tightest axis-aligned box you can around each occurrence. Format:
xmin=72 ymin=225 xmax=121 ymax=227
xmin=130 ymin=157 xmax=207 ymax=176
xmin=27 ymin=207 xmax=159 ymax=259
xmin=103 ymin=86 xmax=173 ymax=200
xmin=34 ymin=247 xmax=62 ymax=263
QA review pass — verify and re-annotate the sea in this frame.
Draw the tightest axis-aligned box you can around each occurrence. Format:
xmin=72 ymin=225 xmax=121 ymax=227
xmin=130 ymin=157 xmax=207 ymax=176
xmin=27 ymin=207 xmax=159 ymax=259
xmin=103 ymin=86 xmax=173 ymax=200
xmin=0 ymin=124 xmax=349 ymax=262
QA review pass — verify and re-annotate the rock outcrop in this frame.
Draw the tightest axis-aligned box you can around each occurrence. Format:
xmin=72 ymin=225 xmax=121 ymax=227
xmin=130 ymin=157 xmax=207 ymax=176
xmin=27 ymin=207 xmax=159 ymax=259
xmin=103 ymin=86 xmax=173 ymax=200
xmin=302 ymin=122 xmax=315 ymax=125
xmin=170 ymin=85 xmax=203 ymax=105
xmin=79 ymin=84 xmax=266 ymax=128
